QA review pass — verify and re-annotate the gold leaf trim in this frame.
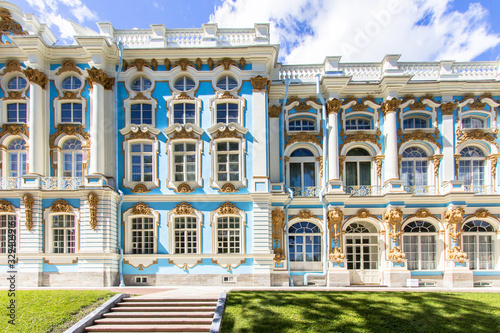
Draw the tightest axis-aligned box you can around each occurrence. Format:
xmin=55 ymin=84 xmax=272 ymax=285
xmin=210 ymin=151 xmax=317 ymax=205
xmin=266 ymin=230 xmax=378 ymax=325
xmin=56 ymin=60 xmax=82 ymax=75
xmin=0 ymin=8 xmax=28 ymax=42
xmin=0 ymin=199 xmax=15 ymax=213
xmin=2 ymin=59 xmax=21 ymax=73
xmin=326 ymin=99 xmax=342 ymax=115
xmin=268 ymin=105 xmax=281 ymax=118
xmin=1 ymin=124 xmax=29 ymax=138
xmin=23 ymin=194 xmax=34 ymax=231
xmin=124 ymin=259 xmax=158 ymax=271
xmin=339 ymin=128 xmax=381 ymax=151
xmin=131 ymin=202 xmax=151 ymax=215
xmin=176 ymin=183 xmax=194 ymax=193
xmin=49 ymin=124 xmax=89 ymax=148
xmin=382 ymin=98 xmax=401 ymax=116
xmin=250 ymin=75 xmax=268 ymax=91
xmin=88 ymin=193 xmax=99 ymax=230
xmin=168 ymin=259 xmax=203 ymax=271
xmin=403 ymin=209 xmax=440 ymax=223
xmin=23 ymin=67 xmax=47 ymax=89
xmin=219 ymin=183 xmax=238 ymax=193
xmin=456 ymin=127 xmax=498 ymax=148
xmin=50 ymin=199 xmax=72 ymax=213
xmin=171 ymin=202 xmax=195 ymax=215
xmin=398 ymin=128 xmax=441 ymax=149
xmin=211 ymin=258 xmax=246 ymax=271
xmin=86 ymin=67 xmax=114 ymax=90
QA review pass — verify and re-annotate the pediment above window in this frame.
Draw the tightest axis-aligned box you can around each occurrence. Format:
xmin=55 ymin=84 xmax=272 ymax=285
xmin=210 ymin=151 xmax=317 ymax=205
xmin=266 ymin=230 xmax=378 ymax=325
xmin=208 ymin=123 xmax=248 ymax=139
xmin=164 ymin=123 xmax=203 ymax=140
xmin=120 ymin=124 xmax=161 ymax=140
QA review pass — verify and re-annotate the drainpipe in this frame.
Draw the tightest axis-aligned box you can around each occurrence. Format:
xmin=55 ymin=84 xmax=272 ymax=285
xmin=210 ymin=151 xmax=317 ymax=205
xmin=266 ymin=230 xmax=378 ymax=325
xmin=115 ymin=41 xmax=125 ymax=287
xmin=304 ymin=74 xmax=328 ymax=285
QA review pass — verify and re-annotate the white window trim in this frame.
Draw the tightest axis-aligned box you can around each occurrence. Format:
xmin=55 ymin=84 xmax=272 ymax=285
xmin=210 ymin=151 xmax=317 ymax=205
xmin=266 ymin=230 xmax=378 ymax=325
xmin=123 ymin=98 xmax=157 ymax=127
xmin=123 ymin=203 xmax=159 ymax=255
xmin=212 ymin=71 xmax=242 ymax=94
xmin=284 ymin=100 xmax=322 ymax=134
xmin=43 ymin=203 xmax=80 ymax=254
xmin=343 ymin=147 xmax=376 ymax=187
xmin=1 ymin=71 xmax=29 ymax=125
xmin=285 ymin=147 xmax=320 ymax=195
xmin=343 ymin=112 xmax=377 ymax=134
xmin=0 ymin=135 xmax=29 ymax=178
xmin=398 ymin=97 xmax=438 ymax=132
xmin=54 ymin=72 xmax=86 ymax=127
xmin=402 ymin=220 xmax=440 ymax=271
xmin=166 ymin=203 xmax=203 ymax=254
xmin=170 ymin=72 xmax=198 ymax=94
xmin=165 ymin=94 xmax=202 ymax=127
xmin=51 ymin=134 xmax=89 ymax=178
xmin=341 ymin=99 xmax=381 ymax=132
xmin=210 ymin=203 xmax=246 ymax=254
xmin=54 ymin=99 xmax=87 ymax=127
xmin=0 ymin=208 xmax=21 ymax=254
xmin=125 ymin=71 xmax=155 ymax=100
xmin=456 ymin=144 xmax=490 ymax=187
xmin=399 ymin=146 xmax=433 ymax=188
xmin=458 ymin=96 xmax=499 ymax=132
xmin=209 ymin=93 xmax=246 ymax=126
xmin=1 ymin=99 xmax=29 ymax=125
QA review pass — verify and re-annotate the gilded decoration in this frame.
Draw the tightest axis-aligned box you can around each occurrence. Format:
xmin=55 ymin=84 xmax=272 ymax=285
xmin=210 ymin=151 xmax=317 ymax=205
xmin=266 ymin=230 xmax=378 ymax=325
xmin=131 ymin=202 xmax=151 ymax=215
xmin=86 ymin=67 xmax=114 ymax=90
xmin=489 ymin=154 xmax=499 ymax=180
xmin=56 ymin=60 xmax=82 ymax=75
xmin=88 ymin=193 xmax=99 ymax=230
xmin=211 ymin=127 xmax=241 ymax=139
xmin=289 ymin=210 xmax=318 ymax=221
xmin=388 ymin=246 xmax=406 ymax=263
xmin=176 ymin=92 xmax=194 ymax=100
xmin=151 ymin=59 xmax=158 ymax=71
xmin=250 ymin=75 xmax=268 ymax=91
xmin=327 ymin=208 xmax=344 ymax=244
xmin=128 ymin=130 xmax=155 ymax=141
xmin=217 ymin=57 xmax=238 ymax=70
xmin=374 ymin=155 xmax=384 ymax=181
xmin=50 ymin=199 xmax=71 ymax=213
xmin=384 ymin=208 xmax=404 ymax=242
xmin=285 ymin=132 xmax=322 ymax=149
xmin=432 ymin=155 xmax=443 ymax=182
xmin=125 ymin=259 xmax=158 ymax=271
xmin=23 ymin=194 xmax=34 ymax=232
xmin=2 ymin=59 xmax=22 ymax=73
xmin=403 ymin=209 xmax=440 ymax=223
xmin=4 ymin=91 xmax=24 ymax=100
xmin=0 ymin=8 xmax=28 ymax=42
xmin=461 ymin=94 xmax=486 ymax=110
xmin=173 ymin=58 xmax=194 ymax=71
xmin=454 ymin=154 xmax=461 ymax=174
xmin=268 ymin=105 xmax=281 ymax=118
xmin=339 ymin=128 xmax=381 ymax=151
xmin=176 ymin=183 xmax=194 ymax=193
xmin=1 ymin=124 xmax=29 ymax=138
xmin=172 ymin=202 xmax=194 ymax=215
xmin=220 ymin=183 xmax=238 ymax=193
xmin=382 ymin=98 xmax=401 ymax=116
xmin=131 ymin=92 xmax=148 ymax=100
xmin=464 ymin=208 xmax=500 ymax=223
xmin=207 ymin=58 xmax=214 ymax=70
xmin=444 ymin=207 xmax=465 ymax=246
xmin=195 ymin=58 xmax=202 ymax=70
xmin=211 ymin=259 xmax=246 ymax=272
xmin=329 ymin=247 xmax=345 ymax=264
xmin=132 ymin=184 xmax=149 ymax=193
xmin=441 ymin=102 xmax=458 ymax=115
xmin=170 ymin=127 xmax=199 ymax=140
xmin=169 ymin=259 xmax=203 ymax=271
xmin=398 ymin=128 xmax=441 ymax=149
xmin=456 ymin=126 xmax=499 ymax=148
xmin=123 ymin=59 xmax=153 ymax=71
xmin=164 ymin=58 xmax=171 ymax=70
xmin=239 ymin=57 xmax=246 ymax=70
xmin=286 ymin=96 xmax=319 ymax=111
xmin=23 ymin=67 xmax=47 ymax=88
xmin=339 ymin=156 xmax=346 ymax=178
xmin=326 ymin=99 xmax=342 ymax=115
xmin=219 ymin=91 xmax=237 ymax=99
xmin=272 ymin=208 xmax=286 ymax=264
xmin=449 ymin=246 xmax=467 ymax=263
xmin=49 ymin=124 xmax=89 ymax=148
xmin=214 ymin=202 xmax=239 ymax=215
xmin=316 ymin=156 xmax=324 ymax=177
xmin=0 ymin=199 xmax=15 ymax=213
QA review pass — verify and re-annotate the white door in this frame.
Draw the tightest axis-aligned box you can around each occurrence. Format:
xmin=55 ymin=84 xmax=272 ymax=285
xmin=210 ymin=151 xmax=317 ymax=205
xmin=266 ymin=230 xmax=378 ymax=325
xmin=346 ymin=234 xmax=380 ymax=284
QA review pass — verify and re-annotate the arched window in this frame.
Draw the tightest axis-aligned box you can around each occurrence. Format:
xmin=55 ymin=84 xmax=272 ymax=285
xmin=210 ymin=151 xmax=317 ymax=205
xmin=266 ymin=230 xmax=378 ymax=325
xmin=7 ymin=76 xmax=27 ymax=90
xmin=8 ymin=139 xmax=27 ymax=177
xmin=62 ymin=76 xmax=82 ymax=90
xmin=403 ymin=117 xmax=428 ymax=129
xmin=131 ymin=77 xmax=152 ymax=92
xmin=462 ymin=117 xmax=484 ymax=129
xmin=216 ymin=76 xmax=237 ymax=90
xmin=403 ymin=221 xmax=437 ymax=270
xmin=288 ymin=148 xmax=317 ymax=197
xmin=345 ymin=221 xmax=379 ymax=284
xmin=462 ymin=220 xmax=495 ymax=270
xmin=62 ymin=139 xmax=83 ymax=178
xmin=346 ymin=118 xmax=371 ymax=130
xmin=345 ymin=148 xmax=371 ymax=194
xmin=289 ymin=221 xmax=322 ymax=271
xmin=289 ymin=119 xmax=315 ymax=131
xmin=174 ymin=76 xmax=195 ymax=91
xmin=401 ymin=147 xmax=428 ymax=193
xmin=458 ymin=147 xmax=485 ymax=188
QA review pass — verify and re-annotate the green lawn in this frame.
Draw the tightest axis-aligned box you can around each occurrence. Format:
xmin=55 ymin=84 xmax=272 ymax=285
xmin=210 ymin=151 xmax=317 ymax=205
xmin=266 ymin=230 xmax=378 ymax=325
xmin=1 ymin=290 xmax=117 ymax=333
xmin=221 ymin=291 xmax=500 ymax=333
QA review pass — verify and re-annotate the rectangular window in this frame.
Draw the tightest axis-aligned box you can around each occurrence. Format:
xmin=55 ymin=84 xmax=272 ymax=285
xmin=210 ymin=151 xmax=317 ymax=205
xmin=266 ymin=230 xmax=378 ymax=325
xmin=131 ymin=217 xmax=154 ymax=254
xmin=216 ymin=141 xmax=240 ymax=182
xmin=61 ymin=103 xmax=83 ymax=123
xmin=52 ymin=215 xmax=75 ymax=253
xmin=7 ymin=103 xmax=27 ymax=123
xmin=173 ymin=142 xmax=196 ymax=182
xmin=173 ymin=103 xmax=196 ymax=124
xmin=174 ymin=216 xmax=197 ymax=254
xmin=216 ymin=103 xmax=238 ymax=124
xmin=217 ymin=216 xmax=241 ymax=254
xmin=131 ymin=143 xmax=153 ymax=182
xmin=0 ymin=215 xmax=16 ymax=254
xmin=131 ymin=104 xmax=153 ymax=125
xmin=9 ymin=152 xmax=27 ymax=177
xmin=63 ymin=152 xmax=83 ymax=177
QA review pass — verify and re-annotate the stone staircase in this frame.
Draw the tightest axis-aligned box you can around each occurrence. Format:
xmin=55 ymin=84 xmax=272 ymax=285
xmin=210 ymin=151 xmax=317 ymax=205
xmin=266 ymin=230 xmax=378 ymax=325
xmin=84 ymin=297 xmax=219 ymax=332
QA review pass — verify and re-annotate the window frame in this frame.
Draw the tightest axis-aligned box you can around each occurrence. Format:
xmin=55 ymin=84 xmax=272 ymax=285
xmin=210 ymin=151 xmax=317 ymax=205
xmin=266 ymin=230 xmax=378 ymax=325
xmin=167 ymin=138 xmax=203 ymax=191
xmin=122 ymin=134 xmax=159 ymax=191
xmin=458 ymin=146 xmax=486 ymax=187
xmin=123 ymin=99 xmax=157 ymax=127
xmin=345 ymin=117 xmax=372 ymax=131
xmin=43 ymin=202 xmax=80 ymax=254
xmin=0 ymin=211 xmax=19 ymax=254
xmin=60 ymin=102 xmax=83 ymax=124
xmin=210 ymin=95 xmax=245 ymax=126
xmin=6 ymin=102 xmax=27 ymax=124
xmin=286 ymin=147 xmax=319 ymax=197
xmin=6 ymin=137 xmax=27 ymax=177
xmin=172 ymin=76 xmax=196 ymax=92
xmin=403 ymin=116 xmax=429 ymax=129
xmin=166 ymin=95 xmax=202 ymax=127
xmin=167 ymin=203 xmax=203 ymax=254
xmin=130 ymin=76 xmax=152 ymax=92
xmin=401 ymin=147 xmax=429 ymax=188
xmin=461 ymin=220 xmax=496 ymax=270
xmin=402 ymin=220 xmax=438 ymax=271
xmin=210 ymin=203 xmax=246 ymax=255
xmin=344 ymin=147 xmax=373 ymax=189
xmin=123 ymin=203 xmax=159 ymax=255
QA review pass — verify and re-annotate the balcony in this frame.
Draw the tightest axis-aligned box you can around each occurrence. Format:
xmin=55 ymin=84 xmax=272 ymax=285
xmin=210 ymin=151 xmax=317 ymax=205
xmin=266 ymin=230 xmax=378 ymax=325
xmin=404 ymin=185 xmax=437 ymax=195
xmin=464 ymin=185 xmax=496 ymax=195
xmin=0 ymin=177 xmax=22 ymax=190
xmin=345 ymin=186 xmax=381 ymax=196
xmin=41 ymin=177 xmax=84 ymax=190
xmin=290 ymin=186 xmax=319 ymax=197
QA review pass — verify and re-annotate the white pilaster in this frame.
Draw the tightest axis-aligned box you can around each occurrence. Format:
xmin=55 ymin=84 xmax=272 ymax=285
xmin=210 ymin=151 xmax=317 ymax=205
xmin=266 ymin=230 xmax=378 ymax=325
xmin=28 ymin=83 xmax=46 ymax=175
xmin=441 ymin=98 xmax=457 ymax=183
xmin=251 ymin=77 xmax=269 ymax=192
xmin=251 ymin=195 xmax=272 ymax=254
xmin=90 ymin=83 xmax=106 ymax=175
xmin=383 ymin=109 xmax=398 ymax=181
xmin=327 ymin=105 xmax=340 ymax=180
xmin=269 ymin=106 xmax=280 ymax=183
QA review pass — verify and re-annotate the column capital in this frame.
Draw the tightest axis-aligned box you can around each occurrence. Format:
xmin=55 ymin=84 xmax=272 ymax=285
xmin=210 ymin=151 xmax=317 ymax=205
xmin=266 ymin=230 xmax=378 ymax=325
xmin=382 ymin=98 xmax=401 ymax=116
xmin=250 ymin=75 xmax=269 ymax=92
xmin=441 ymin=102 xmax=458 ymax=115
xmin=22 ymin=67 xmax=47 ymax=89
xmin=268 ymin=105 xmax=281 ymax=118
xmin=326 ymin=99 xmax=342 ymax=116
xmin=86 ymin=67 xmax=115 ymax=90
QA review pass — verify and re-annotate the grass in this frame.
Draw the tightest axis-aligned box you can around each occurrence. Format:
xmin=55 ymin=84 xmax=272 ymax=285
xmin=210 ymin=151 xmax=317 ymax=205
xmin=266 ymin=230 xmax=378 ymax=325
xmin=1 ymin=290 xmax=117 ymax=333
xmin=221 ymin=291 xmax=500 ymax=333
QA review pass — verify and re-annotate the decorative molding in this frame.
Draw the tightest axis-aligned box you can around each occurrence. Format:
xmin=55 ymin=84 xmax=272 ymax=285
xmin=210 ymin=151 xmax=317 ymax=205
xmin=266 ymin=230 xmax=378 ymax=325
xmin=123 ymin=58 xmax=153 ymax=71
xmin=4 ymin=91 xmax=24 ymax=100
xmin=441 ymin=102 xmax=457 ymax=115
xmin=131 ymin=92 xmax=148 ymax=100
xmin=286 ymin=96 xmax=320 ymax=111
xmin=88 ymin=193 xmax=99 ymax=230
xmin=289 ymin=209 xmax=320 ymax=221
xmin=173 ymin=58 xmax=195 ymax=71
xmin=374 ymin=155 xmax=384 ymax=181
xmin=239 ymin=57 xmax=246 ymax=70
xmin=220 ymin=183 xmax=238 ymax=193
xmin=489 ymin=154 xmax=500 ymax=180
xmin=454 ymin=154 xmax=461 ymax=175
xmin=339 ymin=155 xmax=346 ymax=179
xmin=23 ymin=194 xmax=34 ymax=232
xmin=382 ymin=98 xmax=401 ymax=116
xmin=339 ymin=128 xmax=381 ymax=150
xmin=166 ymin=124 xmax=203 ymax=140
xmin=448 ymin=246 xmax=467 ymax=263
xmin=432 ymin=154 xmax=443 ymax=183
xmin=195 ymin=58 xmax=202 ymax=70
xmin=444 ymin=207 xmax=465 ymax=248
xmin=329 ymin=247 xmax=345 ymax=264
xmin=208 ymin=123 xmax=248 ymax=139
xmin=327 ymin=208 xmax=344 ymax=245
xmin=388 ymin=246 xmax=405 ymax=264
xmin=50 ymin=199 xmax=72 ymax=213
xmin=86 ymin=67 xmax=114 ymax=90
xmin=0 ymin=199 xmax=15 ymax=213
xmin=464 ymin=208 xmax=500 ymax=223
xmin=124 ymin=259 xmax=158 ymax=271
xmin=49 ymin=124 xmax=89 ymax=148
xmin=131 ymin=202 xmax=151 ymax=215
xmin=23 ymin=67 xmax=47 ymax=89
xmin=2 ymin=59 xmax=22 ymax=74
xmin=171 ymin=202 xmax=195 ymax=215
xmin=56 ymin=60 xmax=82 ymax=75
xmin=211 ymin=258 xmax=246 ymax=271
xmin=60 ymin=91 xmax=79 ymax=100
xmin=403 ymin=209 xmax=440 ymax=223
xmin=219 ymin=91 xmax=237 ymax=99
xmin=250 ymin=75 xmax=268 ymax=91
xmin=345 ymin=209 xmax=381 ymax=223
xmin=398 ymin=128 xmax=441 ymax=149
xmin=214 ymin=202 xmax=240 ymax=215
xmin=384 ymin=208 xmax=404 ymax=242
xmin=164 ymin=58 xmax=171 ymax=70
xmin=272 ymin=208 xmax=286 ymax=264
xmin=1 ymin=124 xmax=29 ymax=138
xmin=285 ymin=132 xmax=322 ymax=149
xmin=461 ymin=94 xmax=486 ymax=110
xmin=176 ymin=183 xmax=194 ymax=193
xmin=268 ymin=105 xmax=281 ymax=118
xmin=168 ymin=259 xmax=203 ymax=271
xmin=456 ymin=127 xmax=498 ymax=148
xmin=0 ymin=8 xmax=28 ymax=42
xmin=326 ymin=99 xmax=342 ymax=115
xmin=216 ymin=57 xmax=238 ymax=70
xmin=207 ymin=58 xmax=214 ymax=70
xmin=176 ymin=92 xmax=194 ymax=100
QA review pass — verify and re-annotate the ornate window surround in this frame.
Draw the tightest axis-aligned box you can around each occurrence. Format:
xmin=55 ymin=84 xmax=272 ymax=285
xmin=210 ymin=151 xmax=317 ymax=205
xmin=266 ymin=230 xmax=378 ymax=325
xmin=0 ymin=134 xmax=29 ymax=177
xmin=211 ymin=68 xmax=242 ymax=94
xmin=0 ymin=63 xmax=29 ymax=125
xmin=341 ymin=98 xmax=380 ymax=135
xmin=165 ymin=93 xmax=202 ymax=127
xmin=209 ymin=92 xmax=246 ymax=127
xmin=122 ymin=70 xmax=157 ymax=127
xmin=0 ymin=199 xmax=20 ymax=252
xmin=284 ymin=98 xmax=322 ymax=134
xmin=169 ymin=71 xmax=198 ymax=95
xmin=54 ymin=63 xmax=87 ymax=127
xmin=50 ymin=126 xmax=90 ymax=178
xmin=458 ymin=95 xmax=499 ymax=133
xmin=210 ymin=202 xmax=246 ymax=254
xmin=43 ymin=199 xmax=80 ymax=254
xmin=166 ymin=202 xmax=203 ymax=254
xmin=398 ymin=96 xmax=438 ymax=134
xmin=122 ymin=202 xmax=159 ymax=254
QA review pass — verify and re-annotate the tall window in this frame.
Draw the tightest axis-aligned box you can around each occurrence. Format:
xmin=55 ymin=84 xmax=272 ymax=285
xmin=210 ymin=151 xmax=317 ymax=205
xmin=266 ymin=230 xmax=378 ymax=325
xmin=217 ymin=216 xmax=241 ymax=254
xmin=216 ymin=103 xmax=239 ymax=124
xmin=216 ymin=76 xmax=237 ymax=90
xmin=130 ymin=103 xmax=153 ymax=125
xmin=131 ymin=216 xmax=154 ymax=254
xmin=289 ymin=119 xmax=315 ymax=131
xmin=403 ymin=221 xmax=437 ymax=270
xmin=7 ymin=103 xmax=27 ymax=123
xmin=131 ymin=142 xmax=153 ymax=182
xmin=216 ymin=141 xmax=240 ymax=182
xmin=289 ymin=222 xmax=321 ymax=264
xmin=173 ymin=103 xmax=196 ymax=124
xmin=345 ymin=148 xmax=371 ymax=189
xmin=462 ymin=220 xmax=495 ymax=270
xmin=401 ymin=147 xmax=428 ymax=189
xmin=0 ymin=214 xmax=16 ymax=254
xmin=458 ymin=147 xmax=484 ymax=187
xmin=462 ymin=117 xmax=484 ymax=129
xmin=52 ymin=214 xmax=76 ymax=253
xmin=403 ymin=117 xmax=428 ymax=129
xmin=345 ymin=222 xmax=379 ymax=270
xmin=346 ymin=118 xmax=371 ymax=130
xmin=61 ymin=103 xmax=82 ymax=123
xmin=173 ymin=142 xmax=196 ymax=182
xmin=62 ymin=139 xmax=83 ymax=177
xmin=131 ymin=77 xmax=152 ymax=91
xmin=8 ymin=139 xmax=27 ymax=177
xmin=174 ymin=216 xmax=198 ymax=254
xmin=174 ymin=77 xmax=195 ymax=91
xmin=289 ymin=148 xmax=316 ymax=196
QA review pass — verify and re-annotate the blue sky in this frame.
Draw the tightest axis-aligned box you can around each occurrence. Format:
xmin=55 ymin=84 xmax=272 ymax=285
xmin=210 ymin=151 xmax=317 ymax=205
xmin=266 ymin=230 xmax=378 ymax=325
xmin=12 ymin=0 xmax=500 ymax=64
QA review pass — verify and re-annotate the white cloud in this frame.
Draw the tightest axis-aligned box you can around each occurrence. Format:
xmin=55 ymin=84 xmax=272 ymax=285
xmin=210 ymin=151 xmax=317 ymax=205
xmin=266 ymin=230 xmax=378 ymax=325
xmin=210 ymin=0 xmax=500 ymax=63
xmin=26 ymin=0 xmax=97 ymax=42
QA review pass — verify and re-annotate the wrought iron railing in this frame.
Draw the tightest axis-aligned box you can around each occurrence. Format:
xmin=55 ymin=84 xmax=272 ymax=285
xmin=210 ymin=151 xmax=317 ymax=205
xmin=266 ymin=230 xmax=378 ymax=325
xmin=345 ymin=185 xmax=381 ymax=196
xmin=290 ymin=186 xmax=319 ymax=197
xmin=404 ymin=185 xmax=436 ymax=195
xmin=0 ymin=177 xmax=22 ymax=190
xmin=41 ymin=177 xmax=83 ymax=190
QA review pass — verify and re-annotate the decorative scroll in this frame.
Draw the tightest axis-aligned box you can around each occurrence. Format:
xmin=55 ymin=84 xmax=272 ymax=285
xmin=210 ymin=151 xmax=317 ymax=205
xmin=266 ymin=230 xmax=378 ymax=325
xmin=214 ymin=202 xmax=239 ymax=215
xmin=403 ymin=209 xmax=440 ymax=223
xmin=124 ymin=259 xmax=158 ymax=271
xmin=441 ymin=102 xmax=457 ymax=115
xmin=374 ymin=155 xmax=384 ymax=183
xmin=456 ymin=127 xmax=498 ymax=148
xmin=123 ymin=58 xmax=155 ymax=71
xmin=339 ymin=128 xmax=381 ymax=150
xmin=207 ymin=58 xmax=214 ymax=70
xmin=461 ymin=94 xmax=486 ymax=110
xmin=388 ymin=246 xmax=405 ymax=264
xmin=398 ymin=128 xmax=441 ymax=149
xmin=23 ymin=194 xmax=34 ymax=231
xmin=0 ymin=8 xmax=28 ymax=43
xmin=173 ymin=58 xmax=195 ymax=71
xmin=219 ymin=91 xmax=237 ymax=99
xmin=489 ymin=155 xmax=499 ymax=180
xmin=344 ymin=209 xmax=381 ymax=223
xmin=23 ymin=68 xmax=47 ymax=88
xmin=88 ymin=193 xmax=99 ymax=230
xmin=326 ymin=99 xmax=342 ymax=115
xmin=86 ymin=67 xmax=114 ymax=90
xmin=382 ymin=98 xmax=401 ymax=116
xmin=464 ymin=208 xmax=500 ymax=223
xmin=211 ymin=258 xmax=246 ymax=272
xmin=289 ymin=209 xmax=319 ymax=221
xmin=216 ymin=57 xmax=238 ymax=70
xmin=132 ymin=184 xmax=149 ymax=193
xmin=220 ymin=183 xmax=238 ymax=193
xmin=272 ymin=208 xmax=286 ymax=264
xmin=250 ymin=75 xmax=268 ymax=91
xmin=449 ymin=246 xmax=467 ymax=263
xmin=444 ymin=207 xmax=465 ymax=260
xmin=239 ymin=57 xmax=246 ymax=70
xmin=164 ymin=58 xmax=171 ymax=70
xmin=56 ymin=60 xmax=82 ymax=75
xmin=1 ymin=124 xmax=29 ymax=138
xmin=60 ymin=91 xmax=79 ymax=100
xmin=171 ymin=202 xmax=194 ymax=215
xmin=49 ymin=124 xmax=89 ymax=148
xmin=268 ymin=105 xmax=281 ymax=118
xmin=50 ymin=199 xmax=71 ymax=213
xmin=285 ymin=132 xmax=322 ymax=149
xmin=339 ymin=156 xmax=346 ymax=179
xmin=131 ymin=202 xmax=151 ymax=215
xmin=169 ymin=259 xmax=203 ymax=271
xmin=131 ymin=92 xmax=148 ymax=100
xmin=4 ymin=91 xmax=24 ymax=100
xmin=2 ymin=59 xmax=22 ymax=73
xmin=384 ymin=208 xmax=406 ymax=263
xmin=432 ymin=154 xmax=443 ymax=183
xmin=176 ymin=183 xmax=194 ymax=193
xmin=0 ymin=199 xmax=15 ymax=213
xmin=176 ymin=92 xmax=194 ymax=100
xmin=286 ymin=96 xmax=320 ymax=111
xmin=170 ymin=127 xmax=198 ymax=140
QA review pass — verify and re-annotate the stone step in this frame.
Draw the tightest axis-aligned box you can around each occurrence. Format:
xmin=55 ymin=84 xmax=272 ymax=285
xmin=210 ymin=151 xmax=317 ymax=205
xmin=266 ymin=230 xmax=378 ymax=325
xmin=122 ymin=298 xmax=218 ymax=303
xmin=117 ymin=302 xmax=217 ymax=307
xmin=110 ymin=306 xmax=215 ymax=312
xmin=102 ymin=312 xmax=214 ymax=319
xmin=94 ymin=318 xmax=212 ymax=325
xmin=84 ymin=324 xmax=211 ymax=332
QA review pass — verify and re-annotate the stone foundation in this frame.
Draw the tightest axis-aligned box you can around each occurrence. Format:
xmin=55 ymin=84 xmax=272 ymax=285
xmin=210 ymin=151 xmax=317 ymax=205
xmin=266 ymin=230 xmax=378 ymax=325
xmin=124 ymin=273 xmax=272 ymax=286
xmin=383 ymin=270 xmax=411 ymax=287
xmin=443 ymin=270 xmax=473 ymax=288
xmin=327 ymin=269 xmax=350 ymax=287
xmin=271 ymin=271 xmax=290 ymax=286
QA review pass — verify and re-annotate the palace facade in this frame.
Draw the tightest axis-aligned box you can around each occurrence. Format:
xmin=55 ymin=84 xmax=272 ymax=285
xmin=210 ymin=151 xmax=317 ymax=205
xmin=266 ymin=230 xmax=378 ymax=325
xmin=0 ymin=1 xmax=499 ymax=288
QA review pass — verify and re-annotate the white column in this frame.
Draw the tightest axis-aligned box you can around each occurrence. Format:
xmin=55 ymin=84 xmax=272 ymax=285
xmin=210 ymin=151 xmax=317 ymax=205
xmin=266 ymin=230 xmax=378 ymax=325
xmin=28 ymin=82 xmax=46 ymax=175
xmin=89 ymin=83 xmax=106 ymax=175
xmin=251 ymin=76 xmax=269 ymax=192
xmin=327 ymin=100 xmax=341 ymax=180
xmin=269 ymin=106 xmax=280 ymax=183
xmin=441 ymin=101 xmax=457 ymax=182
xmin=383 ymin=107 xmax=399 ymax=181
